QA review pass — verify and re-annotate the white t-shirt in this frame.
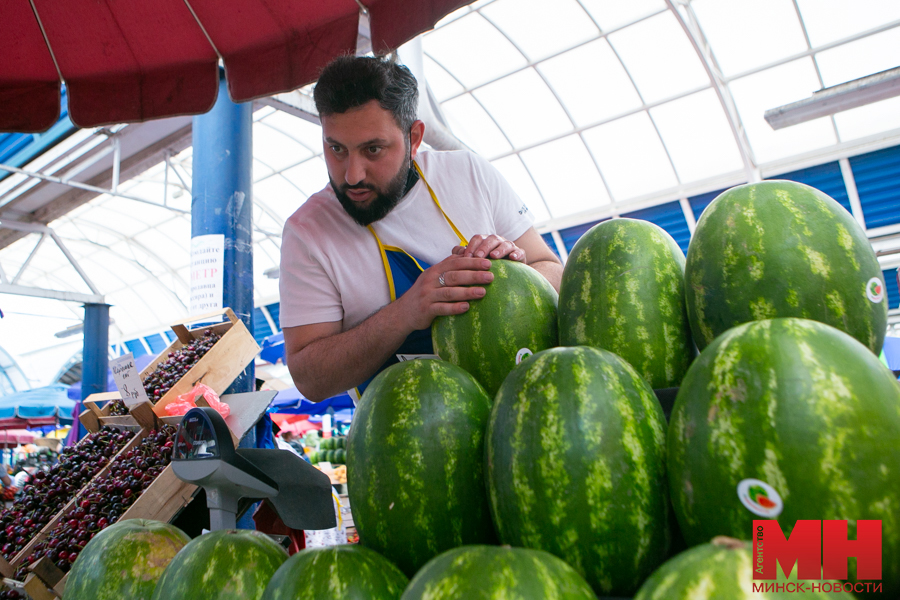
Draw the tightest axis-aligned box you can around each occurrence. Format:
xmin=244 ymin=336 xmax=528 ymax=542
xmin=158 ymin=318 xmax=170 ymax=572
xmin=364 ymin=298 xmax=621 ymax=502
xmin=279 ymin=150 xmax=535 ymax=330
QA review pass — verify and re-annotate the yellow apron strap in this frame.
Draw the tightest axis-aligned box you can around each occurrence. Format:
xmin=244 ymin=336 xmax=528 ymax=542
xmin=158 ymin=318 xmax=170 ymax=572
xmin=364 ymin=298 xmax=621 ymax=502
xmin=413 ymin=160 xmax=468 ymax=246
xmin=368 ymin=225 xmax=397 ymax=302
xmin=382 ymin=245 xmax=427 ymax=272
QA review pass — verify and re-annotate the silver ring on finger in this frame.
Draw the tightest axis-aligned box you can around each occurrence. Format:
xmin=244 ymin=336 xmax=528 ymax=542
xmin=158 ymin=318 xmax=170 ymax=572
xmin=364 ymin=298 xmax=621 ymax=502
xmin=438 ymin=272 xmax=447 ymax=287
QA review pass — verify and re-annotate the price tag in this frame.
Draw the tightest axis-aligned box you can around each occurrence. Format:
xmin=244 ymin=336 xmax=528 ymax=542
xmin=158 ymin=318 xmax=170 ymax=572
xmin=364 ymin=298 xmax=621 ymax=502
xmin=110 ymin=353 xmax=151 ymax=408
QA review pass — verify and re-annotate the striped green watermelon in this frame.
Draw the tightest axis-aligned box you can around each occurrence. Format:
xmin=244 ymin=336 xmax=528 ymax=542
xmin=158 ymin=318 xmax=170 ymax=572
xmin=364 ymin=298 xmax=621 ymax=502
xmin=262 ymin=545 xmax=408 ymax=600
xmin=486 ymin=346 xmax=670 ymax=596
xmin=432 ymin=259 xmax=558 ymax=397
xmin=347 ymin=359 xmax=495 ymax=577
xmin=65 ymin=519 xmax=189 ymax=600
xmin=151 ymin=529 xmax=288 ymax=600
xmin=400 ymin=545 xmax=596 ymax=599
xmin=685 ymin=180 xmax=887 ymax=353
xmin=668 ymin=318 xmax=900 ymax=598
xmin=635 ymin=537 xmax=856 ymax=599
xmin=559 ymin=218 xmax=693 ymax=388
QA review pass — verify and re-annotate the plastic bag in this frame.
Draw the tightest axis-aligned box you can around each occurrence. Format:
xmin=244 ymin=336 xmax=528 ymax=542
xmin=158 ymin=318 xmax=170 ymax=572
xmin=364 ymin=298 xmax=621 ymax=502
xmin=164 ymin=383 xmax=231 ymax=418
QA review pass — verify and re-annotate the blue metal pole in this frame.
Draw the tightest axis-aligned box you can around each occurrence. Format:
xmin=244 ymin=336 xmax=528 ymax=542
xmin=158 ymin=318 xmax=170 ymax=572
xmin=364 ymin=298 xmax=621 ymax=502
xmin=81 ymin=303 xmax=109 ymax=439
xmin=192 ymin=76 xmax=254 ymax=398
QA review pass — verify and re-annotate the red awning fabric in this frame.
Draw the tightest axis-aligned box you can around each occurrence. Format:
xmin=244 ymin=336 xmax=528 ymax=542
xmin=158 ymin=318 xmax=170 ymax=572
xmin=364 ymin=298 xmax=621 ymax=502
xmin=0 ymin=429 xmax=36 ymax=449
xmin=0 ymin=0 xmax=472 ymax=132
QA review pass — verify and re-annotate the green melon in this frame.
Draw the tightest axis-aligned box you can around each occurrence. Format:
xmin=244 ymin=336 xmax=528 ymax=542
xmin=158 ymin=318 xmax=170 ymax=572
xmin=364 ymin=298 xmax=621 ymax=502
xmin=308 ymin=451 xmax=319 ymax=464
xmin=685 ymin=180 xmax=887 ymax=353
xmin=65 ymin=519 xmax=190 ymax=600
xmin=347 ymin=359 xmax=495 ymax=577
xmin=668 ymin=318 xmax=900 ymax=598
xmin=262 ymin=545 xmax=408 ymax=600
xmin=334 ymin=449 xmax=346 ymax=464
xmin=559 ymin=218 xmax=693 ymax=388
xmin=635 ymin=537 xmax=856 ymax=599
xmin=401 ymin=545 xmax=595 ymax=599
xmin=486 ymin=346 xmax=670 ymax=596
xmin=151 ymin=529 xmax=288 ymax=600
xmin=326 ymin=450 xmax=336 ymax=463
xmin=432 ymin=259 xmax=558 ymax=397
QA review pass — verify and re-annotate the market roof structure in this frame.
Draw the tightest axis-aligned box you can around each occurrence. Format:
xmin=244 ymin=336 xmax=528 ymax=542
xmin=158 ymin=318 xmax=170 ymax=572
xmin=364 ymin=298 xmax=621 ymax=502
xmin=1 ymin=0 xmax=899 ymax=385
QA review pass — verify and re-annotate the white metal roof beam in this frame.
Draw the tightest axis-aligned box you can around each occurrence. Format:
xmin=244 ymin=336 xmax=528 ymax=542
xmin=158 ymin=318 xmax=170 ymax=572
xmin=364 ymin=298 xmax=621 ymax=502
xmin=765 ymin=67 xmax=900 ymax=130
xmin=0 ymin=283 xmax=103 ymax=304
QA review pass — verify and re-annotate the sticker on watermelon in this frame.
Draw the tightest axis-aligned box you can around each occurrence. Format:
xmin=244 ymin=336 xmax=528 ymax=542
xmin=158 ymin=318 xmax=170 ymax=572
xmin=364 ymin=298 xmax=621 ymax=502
xmin=515 ymin=348 xmax=533 ymax=365
xmin=866 ymin=277 xmax=885 ymax=303
xmin=737 ymin=478 xmax=783 ymax=518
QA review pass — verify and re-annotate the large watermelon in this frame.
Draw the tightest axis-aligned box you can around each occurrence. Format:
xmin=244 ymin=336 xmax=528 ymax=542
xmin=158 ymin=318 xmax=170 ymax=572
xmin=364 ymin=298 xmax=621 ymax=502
xmin=432 ymin=259 xmax=558 ymax=396
xmin=559 ymin=218 xmax=693 ymax=388
xmin=347 ymin=359 xmax=495 ymax=577
xmin=401 ymin=545 xmax=596 ymax=599
xmin=635 ymin=537 xmax=856 ymax=599
xmin=685 ymin=180 xmax=887 ymax=353
xmin=262 ymin=545 xmax=408 ymax=600
xmin=65 ymin=519 xmax=189 ymax=600
xmin=668 ymin=318 xmax=900 ymax=598
xmin=486 ymin=346 xmax=670 ymax=596
xmin=151 ymin=529 xmax=288 ymax=600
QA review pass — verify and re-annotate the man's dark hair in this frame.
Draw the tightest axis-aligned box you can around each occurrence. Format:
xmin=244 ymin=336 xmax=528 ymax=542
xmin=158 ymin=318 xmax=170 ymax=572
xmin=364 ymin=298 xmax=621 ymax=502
xmin=314 ymin=56 xmax=419 ymax=132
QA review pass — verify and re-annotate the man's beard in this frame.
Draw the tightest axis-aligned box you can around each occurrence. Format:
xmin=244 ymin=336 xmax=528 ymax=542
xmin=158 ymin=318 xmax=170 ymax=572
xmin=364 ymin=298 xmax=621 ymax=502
xmin=332 ymin=160 xmax=410 ymax=227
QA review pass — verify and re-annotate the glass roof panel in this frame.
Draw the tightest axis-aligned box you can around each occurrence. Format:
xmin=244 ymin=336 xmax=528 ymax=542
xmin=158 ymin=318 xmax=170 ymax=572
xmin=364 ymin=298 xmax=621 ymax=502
xmin=814 ymin=28 xmax=900 ymax=87
xmin=440 ymin=94 xmax=513 ymax=158
xmin=253 ymin=158 xmax=275 ymax=180
xmin=578 ymin=0 xmax=666 ymax=32
xmin=422 ymin=13 xmax=527 ymax=89
xmin=537 ymin=39 xmax=643 ymax=128
xmin=473 ymin=68 xmax=573 ymax=149
xmin=729 ymin=58 xmax=837 ymax=164
xmin=607 ymin=12 xmax=710 ymax=104
xmin=519 ymin=135 xmax=609 ymax=218
xmin=480 ymin=0 xmax=599 ymax=62
xmin=258 ymin=111 xmax=322 ymax=153
xmin=278 ymin=156 xmax=329 ymax=200
xmin=650 ymin=89 xmax=744 ymax=183
xmin=253 ymin=124 xmax=313 ymax=172
xmin=833 ymin=96 xmax=900 ymax=142
xmin=490 ymin=155 xmax=551 ymax=222
xmin=254 ymin=174 xmax=311 ymax=223
xmin=796 ymin=0 xmax=900 ymax=48
xmin=691 ymin=0 xmax=808 ymax=78
xmin=423 ymin=55 xmax=465 ymax=102
xmin=582 ymin=112 xmax=678 ymax=200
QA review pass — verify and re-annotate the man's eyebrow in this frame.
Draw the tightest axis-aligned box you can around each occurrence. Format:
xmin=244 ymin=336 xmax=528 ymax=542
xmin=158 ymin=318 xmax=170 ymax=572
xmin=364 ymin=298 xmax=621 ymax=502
xmin=324 ymin=137 xmax=390 ymax=148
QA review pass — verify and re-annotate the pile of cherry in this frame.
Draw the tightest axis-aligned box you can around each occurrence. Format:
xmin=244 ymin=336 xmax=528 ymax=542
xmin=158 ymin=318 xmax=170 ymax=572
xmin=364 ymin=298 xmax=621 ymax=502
xmin=13 ymin=425 xmax=177 ymax=581
xmin=0 ymin=428 xmax=133 ymax=561
xmin=107 ymin=329 xmax=222 ymax=416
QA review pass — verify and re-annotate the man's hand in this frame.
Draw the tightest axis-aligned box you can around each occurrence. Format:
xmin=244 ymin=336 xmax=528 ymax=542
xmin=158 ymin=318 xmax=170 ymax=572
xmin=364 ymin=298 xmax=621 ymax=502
xmin=395 ymin=255 xmax=493 ymax=331
xmin=452 ymin=234 xmax=526 ymax=262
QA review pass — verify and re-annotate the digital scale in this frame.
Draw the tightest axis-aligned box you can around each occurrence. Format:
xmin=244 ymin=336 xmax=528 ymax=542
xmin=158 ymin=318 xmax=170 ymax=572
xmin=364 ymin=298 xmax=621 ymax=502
xmin=172 ymin=406 xmax=336 ymax=532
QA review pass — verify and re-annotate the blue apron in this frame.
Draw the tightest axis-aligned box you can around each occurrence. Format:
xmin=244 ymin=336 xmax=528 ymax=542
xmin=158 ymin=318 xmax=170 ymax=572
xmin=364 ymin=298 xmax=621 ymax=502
xmin=351 ymin=161 xmax=468 ymax=401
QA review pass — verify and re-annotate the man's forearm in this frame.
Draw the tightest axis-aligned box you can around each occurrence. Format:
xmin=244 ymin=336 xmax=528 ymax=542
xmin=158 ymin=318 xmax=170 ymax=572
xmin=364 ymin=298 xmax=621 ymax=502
xmin=288 ymin=303 xmax=412 ymax=401
xmin=529 ymin=259 xmax=563 ymax=292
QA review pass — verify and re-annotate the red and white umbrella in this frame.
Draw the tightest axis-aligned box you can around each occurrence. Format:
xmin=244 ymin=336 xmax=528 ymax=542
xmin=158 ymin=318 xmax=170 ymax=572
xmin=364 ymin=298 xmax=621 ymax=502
xmin=0 ymin=429 xmax=36 ymax=449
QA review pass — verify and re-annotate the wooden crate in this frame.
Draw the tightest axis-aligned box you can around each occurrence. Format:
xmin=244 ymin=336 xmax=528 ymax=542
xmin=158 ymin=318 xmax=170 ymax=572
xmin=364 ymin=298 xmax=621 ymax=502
xmin=148 ymin=307 xmax=259 ymax=417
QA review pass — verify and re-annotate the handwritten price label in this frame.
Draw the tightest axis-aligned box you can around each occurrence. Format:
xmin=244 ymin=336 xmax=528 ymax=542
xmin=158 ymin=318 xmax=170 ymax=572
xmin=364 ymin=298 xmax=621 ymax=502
xmin=110 ymin=353 xmax=151 ymax=408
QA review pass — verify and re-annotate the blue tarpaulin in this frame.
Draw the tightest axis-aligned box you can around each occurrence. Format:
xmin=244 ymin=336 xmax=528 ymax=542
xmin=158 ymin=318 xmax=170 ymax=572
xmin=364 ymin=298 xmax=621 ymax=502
xmin=259 ymin=332 xmax=284 ymax=364
xmin=883 ymin=336 xmax=900 ymax=373
xmin=0 ymin=384 xmax=75 ymax=425
xmin=268 ymin=386 xmax=354 ymax=416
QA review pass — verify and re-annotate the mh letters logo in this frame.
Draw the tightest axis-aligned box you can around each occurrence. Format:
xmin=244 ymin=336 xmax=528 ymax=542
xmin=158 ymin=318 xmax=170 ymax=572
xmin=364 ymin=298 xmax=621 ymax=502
xmin=753 ymin=519 xmax=882 ymax=581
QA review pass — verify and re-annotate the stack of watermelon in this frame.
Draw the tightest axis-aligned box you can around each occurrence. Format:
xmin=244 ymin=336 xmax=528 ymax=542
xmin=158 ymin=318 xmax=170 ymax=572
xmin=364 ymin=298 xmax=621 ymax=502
xmin=58 ymin=180 xmax=898 ymax=599
xmin=310 ymin=436 xmax=346 ymax=465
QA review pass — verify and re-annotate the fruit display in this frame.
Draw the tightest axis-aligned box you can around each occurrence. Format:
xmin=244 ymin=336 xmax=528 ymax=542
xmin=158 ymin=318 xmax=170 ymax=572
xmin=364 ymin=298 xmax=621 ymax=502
xmin=401 ymin=545 xmax=596 ymax=600
xmin=262 ymin=545 xmax=408 ymax=600
xmin=347 ymin=360 xmax=495 ymax=577
xmin=668 ymin=318 xmax=900 ymax=596
xmin=486 ymin=346 xmax=670 ymax=596
xmin=634 ymin=537 xmax=856 ymax=599
xmin=684 ymin=180 xmax=887 ymax=353
xmin=13 ymin=425 xmax=177 ymax=580
xmin=152 ymin=529 xmax=288 ymax=600
xmin=558 ymin=218 xmax=693 ymax=388
xmin=0 ymin=427 xmax=134 ymax=561
xmin=432 ymin=259 xmax=559 ymax=396
xmin=107 ymin=329 xmax=223 ymax=414
xmin=64 ymin=519 xmax=190 ymax=600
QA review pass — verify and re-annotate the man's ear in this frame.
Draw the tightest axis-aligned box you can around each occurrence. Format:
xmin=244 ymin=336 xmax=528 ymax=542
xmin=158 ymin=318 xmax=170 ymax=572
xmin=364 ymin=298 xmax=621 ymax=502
xmin=409 ymin=120 xmax=426 ymax=159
